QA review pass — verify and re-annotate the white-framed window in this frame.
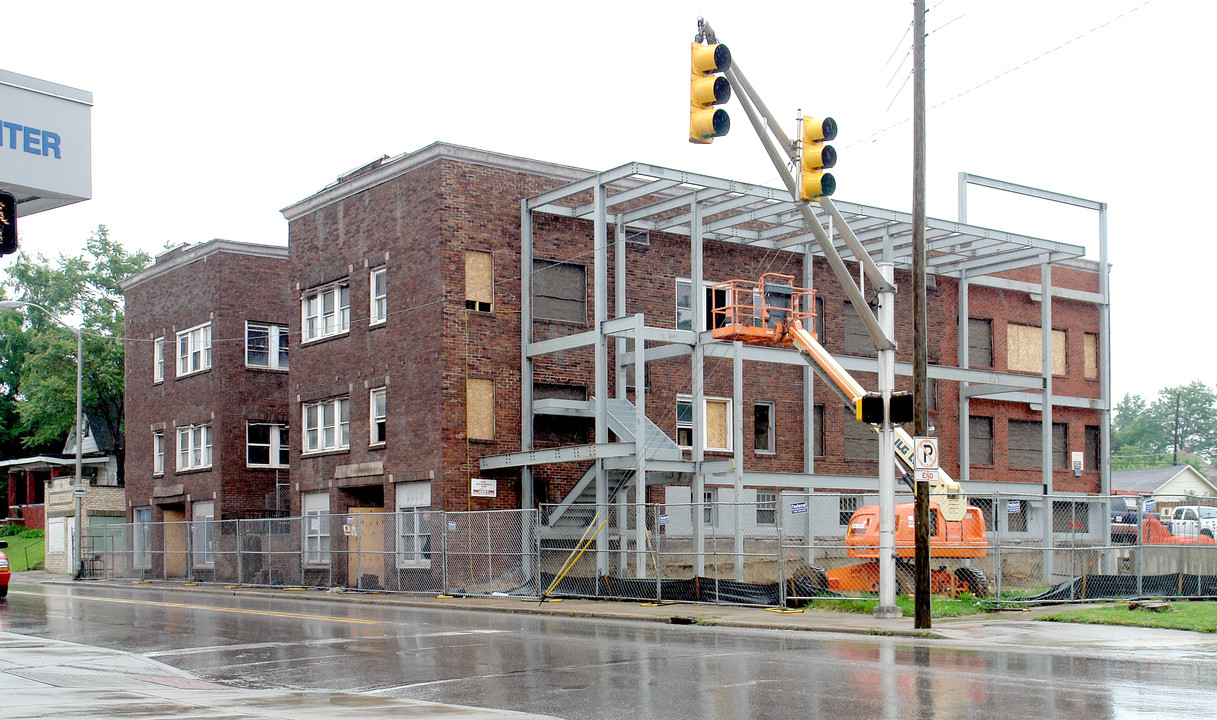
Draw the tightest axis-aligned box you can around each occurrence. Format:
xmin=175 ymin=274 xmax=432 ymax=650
xmin=176 ymin=423 xmax=212 ymax=470
xmin=370 ymin=387 xmax=386 ymax=446
xmin=370 ymin=267 xmax=387 ymax=325
xmin=153 ymin=337 xmax=164 ymax=382
xmin=302 ymin=281 xmax=350 ymax=342
xmin=303 ymin=397 xmax=349 ymax=453
xmin=176 ymin=323 xmax=211 ymax=376
xmin=676 ymin=399 xmax=693 ymax=449
xmin=153 ymin=430 xmax=164 ymax=476
xmin=702 ymin=489 xmax=716 ymax=526
xmin=303 ymin=491 xmax=330 ymax=565
xmin=675 ymin=395 xmax=733 ymax=452
xmin=191 ymin=500 xmax=215 ymax=568
xmin=133 ymin=507 xmax=152 ymax=569
xmin=675 ymin=278 xmax=731 ymax=332
xmin=247 ymin=423 xmax=289 ymax=468
xmin=246 ymin=322 xmax=289 ymax=369
xmin=756 ymin=491 xmax=777 ymax=525
xmin=396 ymin=481 xmax=432 ymax=569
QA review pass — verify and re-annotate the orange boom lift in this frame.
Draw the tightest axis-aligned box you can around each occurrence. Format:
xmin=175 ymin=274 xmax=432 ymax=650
xmin=711 ymin=273 xmax=990 ymax=597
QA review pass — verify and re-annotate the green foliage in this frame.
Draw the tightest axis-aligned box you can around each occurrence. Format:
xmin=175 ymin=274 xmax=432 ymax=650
xmin=0 ymin=226 xmax=150 ymax=462
xmin=801 ymin=594 xmax=992 ymax=618
xmin=0 ymin=524 xmax=44 ymax=538
xmin=1038 ymin=602 xmax=1217 ymax=633
xmin=2 ymin=534 xmax=45 ymax=571
xmin=1112 ymin=382 xmax=1217 ymax=466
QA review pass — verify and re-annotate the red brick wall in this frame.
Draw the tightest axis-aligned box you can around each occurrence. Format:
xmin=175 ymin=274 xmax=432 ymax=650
xmin=124 ymin=245 xmax=292 ymax=521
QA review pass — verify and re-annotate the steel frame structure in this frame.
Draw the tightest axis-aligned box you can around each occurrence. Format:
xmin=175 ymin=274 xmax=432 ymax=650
xmin=482 ymin=159 xmax=1110 ymax=579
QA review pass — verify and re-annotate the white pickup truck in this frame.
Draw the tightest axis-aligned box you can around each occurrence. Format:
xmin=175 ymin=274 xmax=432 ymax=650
xmin=1163 ymin=505 xmax=1217 ymax=539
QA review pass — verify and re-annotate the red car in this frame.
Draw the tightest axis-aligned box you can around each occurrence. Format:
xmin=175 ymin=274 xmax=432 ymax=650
xmin=0 ymin=539 xmax=10 ymax=598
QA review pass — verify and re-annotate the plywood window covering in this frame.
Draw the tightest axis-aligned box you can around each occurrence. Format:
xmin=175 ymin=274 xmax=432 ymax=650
xmin=1084 ymin=332 xmax=1098 ymax=380
xmin=843 ymin=301 xmax=876 ymax=357
xmin=465 ymin=251 xmax=493 ymax=312
xmin=1007 ymin=323 xmax=1065 ymax=375
xmin=1008 ymin=419 xmax=1068 ymax=469
xmin=705 ymin=398 xmax=731 ymax=451
xmin=968 ymin=318 xmax=992 ymax=368
xmin=531 ymin=259 xmax=585 ymax=323
xmin=969 ymin=416 xmax=993 ymax=466
xmin=467 ymin=378 xmax=495 ymax=440
xmin=843 ymin=406 xmax=877 ymax=460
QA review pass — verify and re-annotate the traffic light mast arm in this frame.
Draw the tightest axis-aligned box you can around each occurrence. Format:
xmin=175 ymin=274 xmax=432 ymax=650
xmin=721 ymin=56 xmax=895 ymax=351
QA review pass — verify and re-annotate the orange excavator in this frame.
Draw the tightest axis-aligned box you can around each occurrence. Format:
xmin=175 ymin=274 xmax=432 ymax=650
xmin=712 ymin=273 xmax=990 ymax=597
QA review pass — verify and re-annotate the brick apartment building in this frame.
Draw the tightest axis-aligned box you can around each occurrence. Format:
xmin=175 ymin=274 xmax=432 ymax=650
xmin=121 ymin=240 xmax=292 ymax=576
xmin=123 ymin=142 xmax=1110 ymax=582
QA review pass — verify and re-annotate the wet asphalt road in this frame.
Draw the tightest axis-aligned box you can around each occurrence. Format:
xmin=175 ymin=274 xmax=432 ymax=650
xmin=3 ymin=581 xmax=1217 ymax=720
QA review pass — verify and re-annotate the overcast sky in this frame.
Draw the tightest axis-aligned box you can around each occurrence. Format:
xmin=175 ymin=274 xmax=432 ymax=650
xmin=2 ymin=0 xmax=1210 ymax=403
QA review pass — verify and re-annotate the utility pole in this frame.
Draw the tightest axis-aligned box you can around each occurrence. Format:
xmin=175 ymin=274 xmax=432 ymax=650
xmin=912 ymin=0 xmax=932 ymax=630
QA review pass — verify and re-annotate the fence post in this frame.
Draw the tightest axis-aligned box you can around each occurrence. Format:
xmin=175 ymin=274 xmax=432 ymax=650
xmin=777 ymin=500 xmax=787 ymax=608
xmin=1136 ymin=496 xmax=1144 ymax=597
xmin=441 ymin=510 xmax=449 ymax=595
xmin=994 ymin=493 xmax=1003 ymax=600
xmin=654 ymin=506 xmax=662 ymax=603
xmin=237 ymin=519 xmax=243 ymax=585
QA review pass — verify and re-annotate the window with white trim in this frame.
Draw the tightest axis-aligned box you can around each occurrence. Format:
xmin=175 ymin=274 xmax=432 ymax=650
xmin=247 ymin=423 xmax=289 ymax=468
xmin=674 ymin=395 xmax=734 ymax=452
xmin=756 ymin=491 xmax=777 ymax=525
xmin=153 ymin=430 xmax=164 ymax=476
xmin=176 ymin=323 xmax=211 ymax=376
xmin=153 ymin=337 xmax=164 ymax=382
xmin=370 ymin=267 xmax=387 ymax=325
xmin=370 ymin=387 xmax=386 ymax=445
xmin=246 ymin=323 xmax=289 ymax=369
xmin=191 ymin=500 xmax=215 ymax=568
xmin=396 ymin=481 xmax=432 ymax=569
xmin=303 ymin=397 xmax=349 ymax=453
xmin=133 ymin=507 xmax=152 ymax=569
xmin=176 ymin=423 xmax=212 ymax=470
xmin=303 ymin=491 xmax=330 ymax=565
xmin=302 ymin=281 xmax=350 ymax=341
xmin=754 ymin=402 xmax=775 ymax=454
xmin=676 ymin=399 xmax=693 ymax=449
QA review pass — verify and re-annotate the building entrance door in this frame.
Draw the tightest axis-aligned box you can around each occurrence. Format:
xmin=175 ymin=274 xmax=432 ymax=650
xmin=347 ymin=506 xmax=385 ymax=590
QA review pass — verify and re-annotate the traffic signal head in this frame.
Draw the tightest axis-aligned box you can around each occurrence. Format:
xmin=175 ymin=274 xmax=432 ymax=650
xmin=0 ymin=192 xmax=16 ymax=257
xmin=690 ymin=42 xmax=732 ymax=144
xmin=856 ymin=393 xmax=884 ymax=425
xmin=799 ymin=116 xmax=837 ymax=200
xmin=888 ymin=392 xmax=914 ymax=425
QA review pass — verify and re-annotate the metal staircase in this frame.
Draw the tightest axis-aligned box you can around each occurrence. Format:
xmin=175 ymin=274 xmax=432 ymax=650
xmin=542 ymin=398 xmax=686 ymax=538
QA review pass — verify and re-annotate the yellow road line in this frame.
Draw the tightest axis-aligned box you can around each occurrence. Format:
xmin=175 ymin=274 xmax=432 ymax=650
xmin=13 ymin=590 xmax=382 ymax=625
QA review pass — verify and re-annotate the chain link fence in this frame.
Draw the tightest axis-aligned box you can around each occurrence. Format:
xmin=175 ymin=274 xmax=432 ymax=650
xmin=82 ymin=494 xmax=1217 ymax=606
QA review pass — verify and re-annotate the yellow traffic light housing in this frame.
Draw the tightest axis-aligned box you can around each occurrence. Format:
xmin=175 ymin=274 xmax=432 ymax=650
xmin=690 ymin=42 xmax=732 ymax=144
xmin=799 ymin=116 xmax=837 ymax=200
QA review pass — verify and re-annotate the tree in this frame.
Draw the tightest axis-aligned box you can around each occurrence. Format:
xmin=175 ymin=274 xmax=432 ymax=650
xmin=0 ymin=226 xmax=151 ymax=476
xmin=1111 ymin=383 xmax=1217 ymax=467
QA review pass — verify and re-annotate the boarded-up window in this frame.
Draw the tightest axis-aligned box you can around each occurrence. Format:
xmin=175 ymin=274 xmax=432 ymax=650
xmin=1085 ymin=425 xmax=1100 ymax=471
xmin=467 ymin=378 xmax=495 ymax=440
xmin=1008 ymin=420 xmax=1067 ymax=469
xmin=465 ymin=251 xmax=493 ymax=312
xmin=843 ymin=301 xmax=876 ymax=357
xmin=968 ymin=318 xmax=992 ymax=368
xmin=1084 ymin=332 xmax=1098 ymax=380
xmin=532 ymin=259 xmax=586 ymax=323
xmin=1007 ymin=323 xmax=1065 ymax=375
xmin=844 ymin=406 xmax=877 ymax=460
xmin=705 ymin=398 xmax=731 ymax=451
xmin=814 ymin=404 xmax=825 ymax=458
xmin=534 ymin=383 xmax=587 ymax=445
xmin=969 ymin=416 xmax=993 ymax=466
